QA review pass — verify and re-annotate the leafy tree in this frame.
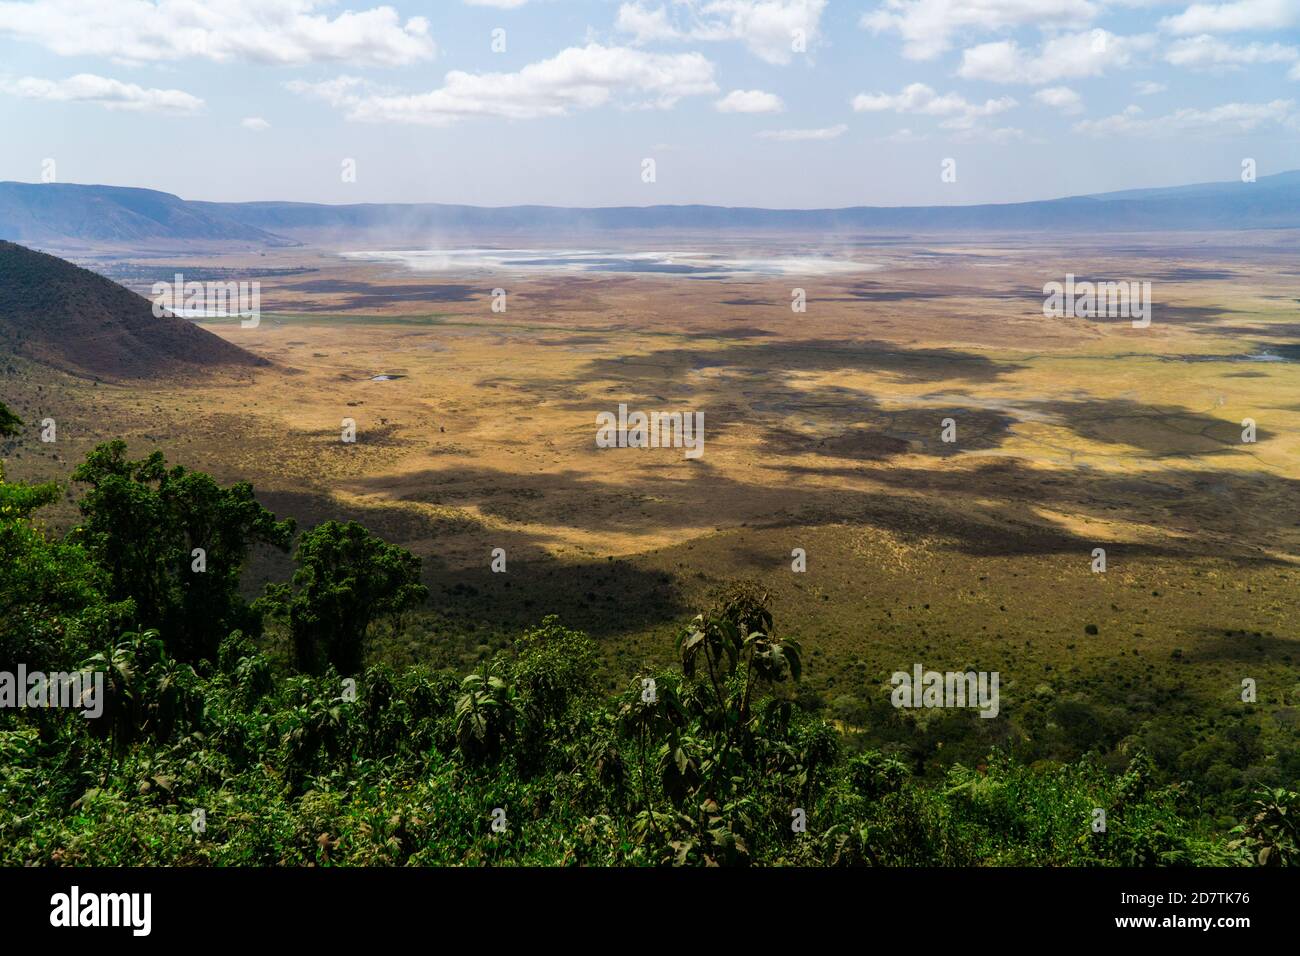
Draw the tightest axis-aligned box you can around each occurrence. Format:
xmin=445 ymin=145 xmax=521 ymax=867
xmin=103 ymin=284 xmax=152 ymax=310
xmin=675 ymin=584 xmax=802 ymax=796
xmin=0 ymin=400 xmax=21 ymax=438
xmin=261 ymin=520 xmax=426 ymax=675
xmin=454 ymin=661 xmax=519 ymax=762
xmin=0 ymin=404 xmax=115 ymax=670
xmin=512 ymin=616 xmax=598 ymax=730
xmin=1230 ymin=787 xmax=1300 ymax=866
xmin=71 ymin=441 xmax=294 ymax=662
xmin=80 ymin=630 xmax=203 ymax=780
xmin=0 ymin=498 xmax=108 ymax=671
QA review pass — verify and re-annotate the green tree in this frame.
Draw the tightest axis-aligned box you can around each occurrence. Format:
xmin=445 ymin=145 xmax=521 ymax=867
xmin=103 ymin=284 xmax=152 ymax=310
xmin=0 ymin=492 xmax=108 ymax=670
xmin=455 ymin=661 xmax=519 ymax=762
xmin=262 ymin=520 xmax=427 ymax=674
xmin=0 ymin=400 xmax=21 ymax=438
xmin=71 ymin=441 xmax=294 ymax=663
xmin=0 ymin=402 xmax=114 ymax=670
xmin=1230 ymin=787 xmax=1300 ymax=866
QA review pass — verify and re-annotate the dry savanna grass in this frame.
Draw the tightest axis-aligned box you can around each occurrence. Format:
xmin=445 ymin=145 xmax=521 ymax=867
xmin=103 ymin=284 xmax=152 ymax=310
xmin=5 ymin=230 xmax=1298 ymax=707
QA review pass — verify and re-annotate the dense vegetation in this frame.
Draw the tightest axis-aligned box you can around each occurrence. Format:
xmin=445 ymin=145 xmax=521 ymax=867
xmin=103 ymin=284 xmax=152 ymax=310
xmin=0 ymin=400 xmax=1295 ymax=866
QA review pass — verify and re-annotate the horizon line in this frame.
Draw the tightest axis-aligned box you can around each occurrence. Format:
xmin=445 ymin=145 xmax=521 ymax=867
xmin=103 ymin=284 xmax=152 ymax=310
xmin=4 ymin=169 xmax=1295 ymax=214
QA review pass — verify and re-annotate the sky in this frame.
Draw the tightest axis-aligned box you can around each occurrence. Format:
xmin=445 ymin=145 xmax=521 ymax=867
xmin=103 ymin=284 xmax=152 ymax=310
xmin=0 ymin=0 xmax=1298 ymax=207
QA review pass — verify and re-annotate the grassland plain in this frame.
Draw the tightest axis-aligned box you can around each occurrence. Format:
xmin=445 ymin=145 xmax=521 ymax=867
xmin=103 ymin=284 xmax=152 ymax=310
xmin=4 ymin=231 xmax=1298 ymax=794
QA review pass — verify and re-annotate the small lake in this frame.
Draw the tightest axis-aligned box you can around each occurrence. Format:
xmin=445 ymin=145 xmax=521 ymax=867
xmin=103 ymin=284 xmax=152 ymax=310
xmin=342 ymin=248 xmax=876 ymax=277
xmin=1176 ymin=351 xmax=1294 ymax=364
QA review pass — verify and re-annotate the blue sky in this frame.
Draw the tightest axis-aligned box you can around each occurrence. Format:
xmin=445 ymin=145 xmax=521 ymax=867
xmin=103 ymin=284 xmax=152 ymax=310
xmin=1 ymin=0 xmax=1297 ymax=206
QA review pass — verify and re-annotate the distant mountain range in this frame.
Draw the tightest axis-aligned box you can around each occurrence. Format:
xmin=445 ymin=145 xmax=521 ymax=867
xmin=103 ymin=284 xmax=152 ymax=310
xmin=0 ymin=241 xmax=265 ymax=380
xmin=1 ymin=171 xmax=1298 ymax=245
xmin=0 ymin=182 xmax=288 ymax=246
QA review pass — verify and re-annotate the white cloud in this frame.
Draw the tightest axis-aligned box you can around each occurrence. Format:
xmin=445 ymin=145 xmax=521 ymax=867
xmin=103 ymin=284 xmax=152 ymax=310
xmin=1165 ymin=34 xmax=1297 ymax=69
xmin=0 ymin=72 xmax=203 ymax=113
xmin=958 ymin=30 xmax=1156 ymax=83
xmin=1033 ymin=85 xmax=1084 ymax=113
xmin=1135 ymin=80 xmax=1168 ymax=93
xmin=285 ymin=75 xmax=391 ymax=107
xmin=1074 ymin=98 xmax=1294 ymax=135
xmin=1291 ymin=61 xmax=1300 ymax=79
xmin=616 ymin=2 xmax=680 ymax=42
xmin=464 ymin=0 xmax=530 ymax=7
xmin=715 ymin=88 xmax=784 ymax=112
xmin=951 ymin=125 xmax=1025 ymax=142
xmin=288 ymin=44 xmax=717 ymax=125
xmin=241 ymin=116 xmax=271 ymax=130
xmin=757 ymin=123 xmax=846 ymax=140
xmin=0 ymin=0 xmax=434 ymax=66
xmin=880 ymin=127 xmax=926 ymax=141
xmin=852 ymin=82 xmax=1017 ymax=129
xmin=861 ymin=0 xmax=1099 ymax=61
xmin=616 ymin=0 xmax=827 ymax=65
xmin=1161 ymin=0 xmax=1300 ymax=35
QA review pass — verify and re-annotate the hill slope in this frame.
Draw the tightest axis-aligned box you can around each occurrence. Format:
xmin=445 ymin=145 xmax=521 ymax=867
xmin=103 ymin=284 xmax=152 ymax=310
xmin=0 ymin=182 xmax=290 ymax=245
xmin=0 ymin=241 xmax=266 ymax=380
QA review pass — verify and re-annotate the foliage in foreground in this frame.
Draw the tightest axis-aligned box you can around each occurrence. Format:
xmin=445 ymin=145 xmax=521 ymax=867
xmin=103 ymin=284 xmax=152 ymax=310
xmin=0 ymin=405 xmax=1294 ymax=867
xmin=1 ymin=610 xmax=1282 ymax=867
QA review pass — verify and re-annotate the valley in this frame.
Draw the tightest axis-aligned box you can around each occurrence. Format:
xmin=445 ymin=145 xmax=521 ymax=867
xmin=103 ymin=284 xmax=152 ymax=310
xmin=5 ymin=229 xmax=1298 ymax=770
